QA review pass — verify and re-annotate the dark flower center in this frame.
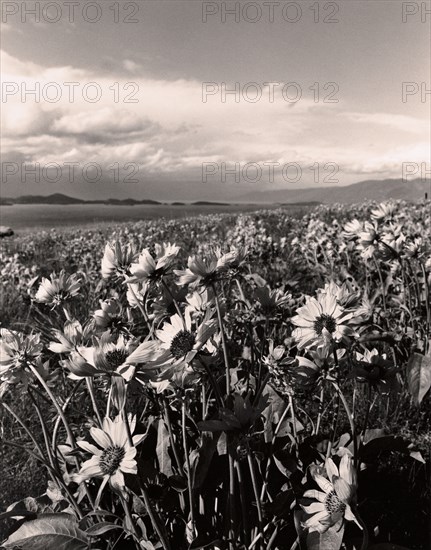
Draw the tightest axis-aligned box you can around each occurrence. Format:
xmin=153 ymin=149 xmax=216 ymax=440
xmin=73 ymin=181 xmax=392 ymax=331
xmin=170 ymin=330 xmax=196 ymax=359
xmin=105 ymin=349 xmax=129 ymax=369
xmin=324 ymin=490 xmax=346 ymax=514
xmin=52 ymin=291 xmax=69 ymax=305
xmin=108 ymin=317 xmax=124 ymax=331
xmin=314 ymin=314 xmax=337 ymax=335
xmin=99 ymin=445 xmax=126 ymax=475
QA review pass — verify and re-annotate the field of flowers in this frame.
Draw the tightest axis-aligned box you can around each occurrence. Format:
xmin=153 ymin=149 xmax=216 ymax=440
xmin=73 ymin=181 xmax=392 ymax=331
xmin=0 ymin=200 xmax=430 ymax=550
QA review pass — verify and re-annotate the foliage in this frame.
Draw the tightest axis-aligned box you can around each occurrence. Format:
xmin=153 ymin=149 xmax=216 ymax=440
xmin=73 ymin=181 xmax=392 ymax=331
xmin=0 ymin=200 xmax=430 ymax=549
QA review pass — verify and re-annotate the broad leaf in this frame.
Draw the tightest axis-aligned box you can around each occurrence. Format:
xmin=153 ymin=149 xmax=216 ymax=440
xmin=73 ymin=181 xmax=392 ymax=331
xmin=86 ymin=522 xmax=123 ymax=536
xmin=3 ymin=514 xmax=89 ymax=549
xmin=156 ymin=418 xmax=173 ymax=476
xmin=407 ymin=352 xmax=431 ymax=405
xmin=306 ymin=520 xmax=345 ymax=550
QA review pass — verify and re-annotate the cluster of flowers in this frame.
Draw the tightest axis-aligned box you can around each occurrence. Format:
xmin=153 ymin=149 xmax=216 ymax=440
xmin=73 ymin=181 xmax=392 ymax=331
xmin=0 ymin=200 xmax=430 ymax=549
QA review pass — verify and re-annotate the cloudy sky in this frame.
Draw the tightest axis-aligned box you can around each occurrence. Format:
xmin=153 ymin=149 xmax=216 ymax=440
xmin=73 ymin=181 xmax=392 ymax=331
xmin=1 ymin=0 xmax=430 ymax=200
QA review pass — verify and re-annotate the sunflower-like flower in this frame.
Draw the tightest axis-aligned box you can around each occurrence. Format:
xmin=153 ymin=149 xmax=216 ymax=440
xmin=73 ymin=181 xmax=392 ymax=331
xmin=73 ymin=415 xmax=145 ymax=496
xmin=291 ymin=289 xmax=354 ymax=351
xmin=175 ymin=246 xmax=247 ymax=287
xmin=370 ymin=201 xmax=397 ymax=222
xmin=254 ymin=286 xmax=292 ymax=315
xmin=185 ymin=289 xmax=214 ymax=318
xmin=302 ymin=454 xmax=361 ymax=533
xmin=63 ymin=334 xmax=160 ymax=381
xmin=127 ymin=243 xmax=180 ymax=284
xmin=0 ymin=329 xmax=43 ymax=384
xmin=352 ymin=348 xmax=399 ymax=392
xmin=155 ymin=312 xmax=217 ymax=366
xmin=380 ymin=223 xmax=405 ymax=258
xmin=404 ymin=237 xmax=424 ymax=259
xmin=126 ymin=282 xmax=148 ymax=309
xmin=34 ymin=270 xmax=81 ymax=307
xmin=356 ymin=222 xmax=381 ymax=259
xmin=342 ymin=219 xmax=363 ymax=240
xmin=48 ymin=319 xmax=87 ymax=354
xmin=94 ymin=299 xmax=126 ymax=334
xmin=101 ymin=241 xmax=138 ymax=280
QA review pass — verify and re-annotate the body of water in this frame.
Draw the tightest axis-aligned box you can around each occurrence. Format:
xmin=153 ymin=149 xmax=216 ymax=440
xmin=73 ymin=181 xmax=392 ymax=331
xmin=0 ymin=203 xmax=308 ymax=233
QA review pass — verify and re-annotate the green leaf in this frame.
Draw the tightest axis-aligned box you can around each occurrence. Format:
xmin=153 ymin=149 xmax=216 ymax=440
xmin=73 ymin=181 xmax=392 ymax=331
xmin=407 ymin=352 xmax=431 ymax=405
xmin=3 ymin=513 xmax=89 ymax=549
xmin=192 ymin=434 xmax=217 ymax=488
xmin=306 ymin=520 xmax=345 ymax=550
xmin=86 ymin=522 xmax=123 ymax=536
xmin=197 ymin=419 xmax=229 ymax=432
xmin=156 ymin=418 xmax=173 ymax=476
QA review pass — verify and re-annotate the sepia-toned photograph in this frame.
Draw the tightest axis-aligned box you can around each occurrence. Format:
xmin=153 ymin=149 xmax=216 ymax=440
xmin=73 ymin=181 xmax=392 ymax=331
xmin=0 ymin=1 xmax=430 ymax=548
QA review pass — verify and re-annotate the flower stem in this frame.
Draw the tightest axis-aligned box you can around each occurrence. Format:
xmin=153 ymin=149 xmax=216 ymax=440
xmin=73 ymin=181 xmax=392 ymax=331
xmin=212 ymin=284 xmax=231 ymax=399
xmin=86 ymin=377 xmax=102 ymax=427
xmin=29 ymin=364 xmax=95 ymax=508
xmin=356 ymin=512 xmax=369 ymax=550
xmin=247 ymin=450 xmax=264 ymax=549
xmin=127 ymin=283 xmax=151 ymax=332
xmin=139 ymin=483 xmax=171 ymax=550
xmin=332 ymin=381 xmax=358 ymax=467
xmin=182 ymin=397 xmax=196 ymax=541
xmin=288 ymin=393 xmax=297 ymax=440
xmin=235 ymin=459 xmax=250 ymax=546
xmin=315 ymin=383 xmax=325 ymax=435
xmin=162 ymin=398 xmax=184 ymax=476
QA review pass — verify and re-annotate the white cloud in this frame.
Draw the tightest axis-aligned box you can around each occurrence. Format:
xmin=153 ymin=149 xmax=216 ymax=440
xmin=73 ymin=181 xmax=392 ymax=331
xmin=343 ymin=112 xmax=429 ymax=134
xmin=1 ymin=50 xmax=429 ymax=187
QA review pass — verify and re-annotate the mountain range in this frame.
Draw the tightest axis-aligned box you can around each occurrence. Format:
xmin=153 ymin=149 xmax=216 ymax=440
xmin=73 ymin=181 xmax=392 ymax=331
xmin=1 ymin=178 xmax=429 ymax=205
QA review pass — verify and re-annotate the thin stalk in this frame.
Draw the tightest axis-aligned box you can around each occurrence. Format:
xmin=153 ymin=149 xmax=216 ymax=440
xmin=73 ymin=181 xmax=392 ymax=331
xmin=139 ymin=483 xmax=171 ymax=550
xmin=52 ymin=379 xmax=84 ymax=448
xmin=247 ymin=450 xmax=264 ymax=549
xmin=198 ymin=355 xmax=224 ymax=408
xmin=253 ymin=372 xmax=270 ymax=407
xmin=212 ymin=284 xmax=231 ymax=398
xmin=2 ymin=440 xmax=83 ymax=518
xmin=182 ymin=398 xmax=196 ymax=540
xmin=356 ymin=513 xmax=369 ymax=550
xmin=86 ymin=378 xmax=103 ymax=427
xmin=235 ymin=459 xmax=250 ymax=546
xmin=332 ymin=382 xmax=358 ymax=468
xmin=120 ymin=493 xmax=141 ymax=543
xmin=162 ymin=399 xmax=184 ymax=476
xmin=288 ymin=393 xmax=297 ymax=441
xmin=122 ymin=409 xmax=171 ymax=549
xmin=327 ymin=393 xmax=340 ymax=459
xmin=228 ymin=445 xmax=236 ymax=550
xmin=127 ymin=283 xmax=151 ymax=331
xmin=161 ymin=278 xmax=184 ymax=323
xmin=420 ymin=262 xmax=430 ymax=348
xmin=1 ymin=402 xmax=47 ymax=465
xmin=260 ymin=403 xmax=291 ymax=501
xmin=29 ymin=364 xmax=76 ymax=447
xmin=314 ymin=383 xmax=325 ymax=435
xmin=373 ymin=257 xmax=387 ymax=314
xmin=362 ymin=383 xmax=372 ymax=436
xmin=29 ymin=364 xmax=95 ymax=508
xmin=201 ymin=385 xmax=206 ymax=420
xmin=28 ymin=391 xmax=58 ymax=472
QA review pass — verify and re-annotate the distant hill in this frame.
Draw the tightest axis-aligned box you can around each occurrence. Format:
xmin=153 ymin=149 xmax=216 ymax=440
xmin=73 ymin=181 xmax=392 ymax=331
xmin=236 ymin=178 xmax=430 ymax=204
xmin=2 ymin=179 xmax=429 ymax=205
xmin=13 ymin=193 xmax=84 ymax=204
xmin=192 ymin=201 xmax=230 ymax=206
xmin=2 ymin=193 xmax=163 ymax=206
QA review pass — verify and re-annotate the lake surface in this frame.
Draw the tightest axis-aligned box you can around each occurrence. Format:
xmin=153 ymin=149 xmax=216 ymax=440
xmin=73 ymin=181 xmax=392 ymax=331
xmin=0 ymin=203 xmax=307 ymax=233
